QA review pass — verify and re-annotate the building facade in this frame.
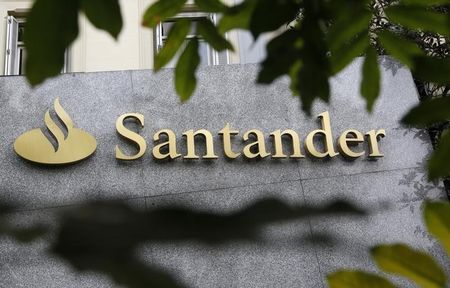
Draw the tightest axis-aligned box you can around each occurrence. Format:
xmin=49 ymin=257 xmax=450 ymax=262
xmin=0 ymin=0 xmax=267 ymax=76
xmin=0 ymin=58 xmax=449 ymax=287
xmin=0 ymin=1 xmax=449 ymax=287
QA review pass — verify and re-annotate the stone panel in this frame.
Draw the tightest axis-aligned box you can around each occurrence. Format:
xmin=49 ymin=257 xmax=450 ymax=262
xmin=0 ymin=208 xmax=115 ymax=288
xmin=0 ymin=182 xmax=324 ymax=288
xmin=0 ymin=58 xmax=446 ymax=287
xmin=0 ymin=72 xmax=138 ymax=208
xmin=302 ymin=169 xmax=448 ymax=287
xmin=297 ymin=127 xmax=432 ymax=180
xmin=130 ymin=181 xmax=323 ymax=288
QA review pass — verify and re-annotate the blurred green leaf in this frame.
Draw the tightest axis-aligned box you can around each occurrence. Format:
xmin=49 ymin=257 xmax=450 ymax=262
xmin=258 ymin=29 xmax=301 ymax=84
xmin=327 ymin=270 xmax=396 ymax=288
xmin=249 ymin=0 xmax=301 ymax=38
xmin=218 ymin=0 xmax=257 ymax=33
xmin=80 ymin=0 xmax=123 ymax=39
xmin=424 ymin=201 xmax=450 ymax=257
xmin=195 ymin=0 xmax=229 ymax=12
xmin=371 ymin=244 xmax=447 ymax=288
xmin=142 ymin=0 xmax=186 ymax=28
xmin=385 ymin=6 xmax=450 ymax=35
xmin=175 ymin=39 xmax=200 ymax=102
xmin=428 ymin=131 xmax=450 ymax=180
xmin=292 ymin=3 xmax=331 ymax=115
xmin=361 ymin=46 xmax=380 ymax=112
xmin=197 ymin=19 xmax=234 ymax=52
xmin=330 ymin=31 xmax=369 ymax=75
xmin=402 ymin=96 xmax=450 ymax=127
xmin=378 ymin=30 xmax=423 ymax=68
xmin=289 ymin=60 xmax=302 ymax=96
xmin=412 ymin=56 xmax=450 ymax=85
xmin=154 ymin=20 xmax=191 ymax=71
xmin=25 ymin=0 xmax=80 ymax=86
xmin=328 ymin=10 xmax=372 ymax=52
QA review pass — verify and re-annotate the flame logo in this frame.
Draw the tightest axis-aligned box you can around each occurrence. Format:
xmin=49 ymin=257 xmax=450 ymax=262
xmin=14 ymin=98 xmax=97 ymax=165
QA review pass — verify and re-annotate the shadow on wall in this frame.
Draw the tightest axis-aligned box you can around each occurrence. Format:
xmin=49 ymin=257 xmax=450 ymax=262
xmin=0 ymin=196 xmax=371 ymax=288
xmin=396 ymin=126 xmax=448 ymax=203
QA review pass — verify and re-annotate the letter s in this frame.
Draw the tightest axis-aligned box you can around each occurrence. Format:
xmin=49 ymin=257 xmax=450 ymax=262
xmin=115 ymin=113 xmax=147 ymax=160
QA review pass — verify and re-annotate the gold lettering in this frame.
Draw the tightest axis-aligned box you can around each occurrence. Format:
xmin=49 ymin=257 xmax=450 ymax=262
xmin=243 ymin=129 xmax=270 ymax=159
xmin=152 ymin=129 xmax=181 ymax=160
xmin=305 ymin=111 xmax=339 ymax=158
xmin=115 ymin=113 xmax=147 ymax=160
xmin=218 ymin=123 xmax=240 ymax=159
xmin=183 ymin=129 xmax=218 ymax=159
xmin=270 ymin=129 xmax=305 ymax=158
xmin=366 ymin=129 xmax=386 ymax=157
xmin=338 ymin=129 xmax=365 ymax=158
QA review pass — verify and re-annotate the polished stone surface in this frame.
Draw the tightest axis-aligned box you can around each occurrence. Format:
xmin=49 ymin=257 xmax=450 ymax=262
xmin=0 ymin=58 xmax=447 ymax=287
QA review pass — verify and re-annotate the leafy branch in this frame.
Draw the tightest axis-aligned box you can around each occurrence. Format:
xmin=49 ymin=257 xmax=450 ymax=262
xmin=22 ymin=0 xmax=450 ymax=176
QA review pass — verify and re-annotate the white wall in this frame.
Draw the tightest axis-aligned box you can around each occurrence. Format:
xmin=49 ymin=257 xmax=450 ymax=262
xmin=71 ymin=0 xmax=154 ymax=72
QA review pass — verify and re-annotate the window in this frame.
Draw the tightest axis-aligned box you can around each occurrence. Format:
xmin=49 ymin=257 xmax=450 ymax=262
xmin=154 ymin=9 xmax=228 ymax=68
xmin=4 ymin=11 xmax=69 ymax=76
xmin=4 ymin=15 xmax=26 ymax=75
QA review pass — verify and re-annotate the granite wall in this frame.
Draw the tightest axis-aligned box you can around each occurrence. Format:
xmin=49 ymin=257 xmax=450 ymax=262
xmin=0 ymin=58 xmax=448 ymax=287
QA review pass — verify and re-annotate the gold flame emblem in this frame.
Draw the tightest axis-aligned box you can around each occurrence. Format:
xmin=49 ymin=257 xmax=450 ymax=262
xmin=14 ymin=98 xmax=97 ymax=165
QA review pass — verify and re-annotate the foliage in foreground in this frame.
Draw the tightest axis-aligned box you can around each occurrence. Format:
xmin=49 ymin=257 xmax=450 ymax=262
xmin=22 ymin=0 xmax=450 ymax=180
xmin=14 ymin=2 xmax=450 ymax=285
xmin=328 ymin=201 xmax=450 ymax=288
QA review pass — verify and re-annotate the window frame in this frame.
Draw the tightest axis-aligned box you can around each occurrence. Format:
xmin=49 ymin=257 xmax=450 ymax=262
xmin=154 ymin=9 xmax=229 ymax=67
xmin=4 ymin=15 xmax=25 ymax=75
xmin=4 ymin=10 xmax=70 ymax=76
